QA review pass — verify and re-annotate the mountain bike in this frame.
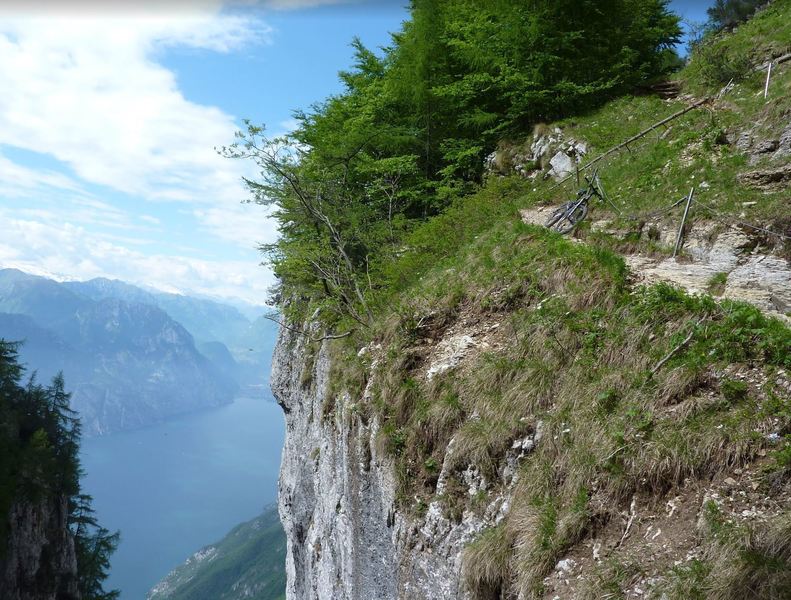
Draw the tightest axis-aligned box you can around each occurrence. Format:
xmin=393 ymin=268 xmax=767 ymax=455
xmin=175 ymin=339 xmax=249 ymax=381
xmin=544 ymin=169 xmax=604 ymax=234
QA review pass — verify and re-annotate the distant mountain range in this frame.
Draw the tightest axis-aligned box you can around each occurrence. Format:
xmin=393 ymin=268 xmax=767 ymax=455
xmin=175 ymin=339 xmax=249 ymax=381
xmin=148 ymin=506 xmax=286 ymax=600
xmin=0 ymin=268 xmax=279 ymax=436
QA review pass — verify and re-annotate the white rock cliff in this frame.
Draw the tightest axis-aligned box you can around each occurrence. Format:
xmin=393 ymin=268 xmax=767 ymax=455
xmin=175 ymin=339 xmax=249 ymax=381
xmin=272 ymin=325 xmax=515 ymax=600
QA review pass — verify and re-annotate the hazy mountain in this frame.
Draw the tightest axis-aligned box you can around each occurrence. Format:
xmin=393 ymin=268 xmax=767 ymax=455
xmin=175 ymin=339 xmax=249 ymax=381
xmin=65 ymin=277 xmax=252 ymax=349
xmin=0 ymin=269 xmax=241 ymax=435
xmin=62 ymin=276 xmax=275 ymax=386
xmin=0 ymin=268 xmax=87 ymax=330
xmin=148 ymin=506 xmax=286 ymax=600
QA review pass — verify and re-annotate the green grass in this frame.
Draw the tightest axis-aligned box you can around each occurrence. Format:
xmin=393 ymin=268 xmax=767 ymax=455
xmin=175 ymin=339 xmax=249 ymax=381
xmin=331 ymin=212 xmax=790 ymax=597
xmin=326 ymin=211 xmax=790 ymax=595
xmin=707 ymin=271 xmax=729 ymax=295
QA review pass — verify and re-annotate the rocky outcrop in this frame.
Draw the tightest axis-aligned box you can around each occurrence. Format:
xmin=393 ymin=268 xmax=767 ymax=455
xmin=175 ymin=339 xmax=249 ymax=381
xmin=273 ymin=324 xmax=515 ymax=600
xmin=733 ymin=120 xmax=791 ymax=165
xmin=519 ymin=206 xmax=791 ymax=321
xmin=0 ymin=495 xmax=80 ymax=600
xmin=484 ymin=128 xmax=587 ymax=181
xmin=737 ymin=163 xmax=791 ymax=189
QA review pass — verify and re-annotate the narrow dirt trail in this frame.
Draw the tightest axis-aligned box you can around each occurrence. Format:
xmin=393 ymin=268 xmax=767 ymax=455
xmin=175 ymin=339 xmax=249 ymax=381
xmin=519 ymin=206 xmax=791 ymax=323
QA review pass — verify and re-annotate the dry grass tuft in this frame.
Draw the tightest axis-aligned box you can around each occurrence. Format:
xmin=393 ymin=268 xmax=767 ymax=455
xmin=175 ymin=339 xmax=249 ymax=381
xmin=707 ymin=514 xmax=791 ymax=600
xmin=462 ymin=524 xmax=514 ymax=600
xmin=656 ymin=365 xmax=711 ymax=406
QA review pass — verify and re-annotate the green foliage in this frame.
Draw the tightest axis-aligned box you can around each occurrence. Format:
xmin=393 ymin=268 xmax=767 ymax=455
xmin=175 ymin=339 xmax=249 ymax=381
xmin=720 ymin=378 xmax=749 ymax=403
xmin=0 ymin=339 xmax=118 ymax=599
xmin=686 ymin=0 xmax=791 ymax=89
xmin=707 ymin=272 xmax=728 ymax=296
xmin=691 ymin=36 xmax=754 ymax=84
xmin=228 ymin=0 xmax=681 ymax=326
xmin=708 ymin=0 xmax=768 ymax=30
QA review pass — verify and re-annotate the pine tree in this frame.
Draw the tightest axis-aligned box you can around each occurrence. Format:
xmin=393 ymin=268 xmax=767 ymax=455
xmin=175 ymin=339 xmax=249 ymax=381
xmin=0 ymin=338 xmax=119 ymax=599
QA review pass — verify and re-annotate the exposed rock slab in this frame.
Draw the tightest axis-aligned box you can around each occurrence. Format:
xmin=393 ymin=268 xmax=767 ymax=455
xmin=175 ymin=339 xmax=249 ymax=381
xmin=737 ymin=163 xmax=791 ymax=189
xmin=519 ymin=208 xmax=791 ymax=321
xmin=272 ymin=324 xmax=508 ymax=600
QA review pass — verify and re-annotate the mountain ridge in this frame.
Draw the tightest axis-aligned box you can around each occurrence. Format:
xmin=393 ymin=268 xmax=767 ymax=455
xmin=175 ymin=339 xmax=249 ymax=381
xmin=0 ymin=268 xmax=274 ymax=435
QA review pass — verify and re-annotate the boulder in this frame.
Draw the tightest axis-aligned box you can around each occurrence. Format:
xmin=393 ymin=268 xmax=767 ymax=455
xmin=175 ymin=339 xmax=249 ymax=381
xmin=548 ymin=150 xmax=577 ymax=180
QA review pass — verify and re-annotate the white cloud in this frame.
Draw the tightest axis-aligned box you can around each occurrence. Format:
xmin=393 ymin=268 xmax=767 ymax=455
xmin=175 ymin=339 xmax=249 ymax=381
xmin=0 ymin=213 xmax=274 ymax=305
xmin=194 ymin=203 xmax=280 ymax=251
xmin=0 ymin=152 xmax=87 ymax=198
xmin=260 ymin=0 xmax=354 ymax=9
xmin=0 ymin=21 xmax=238 ymax=197
xmin=0 ymin=3 xmax=280 ymax=301
xmin=0 ymin=8 xmax=272 ymax=240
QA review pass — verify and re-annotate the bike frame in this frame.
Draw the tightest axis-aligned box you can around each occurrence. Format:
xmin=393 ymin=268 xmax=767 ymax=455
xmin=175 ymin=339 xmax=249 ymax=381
xmin=564 ymin=175 xmax=601 ymax=222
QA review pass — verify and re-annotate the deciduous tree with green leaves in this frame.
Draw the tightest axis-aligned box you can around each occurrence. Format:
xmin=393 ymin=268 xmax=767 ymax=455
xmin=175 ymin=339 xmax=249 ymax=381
xmin=228 ymin=0 xmax=682 ymax=331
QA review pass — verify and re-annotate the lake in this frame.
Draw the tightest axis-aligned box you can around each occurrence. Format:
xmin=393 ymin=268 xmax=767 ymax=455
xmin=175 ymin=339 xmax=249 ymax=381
xmin=80 ymin=395 xmax=285 ymax=600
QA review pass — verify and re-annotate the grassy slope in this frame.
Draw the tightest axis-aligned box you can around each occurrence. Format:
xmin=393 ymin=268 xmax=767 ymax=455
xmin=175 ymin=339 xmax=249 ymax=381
xmin=535 ymin=0 xmax=790 ymax=232
xmin=148 ymin=506 xmax=286 ymax=600
xmin=322 ymin=5 xmax=791 ymax=598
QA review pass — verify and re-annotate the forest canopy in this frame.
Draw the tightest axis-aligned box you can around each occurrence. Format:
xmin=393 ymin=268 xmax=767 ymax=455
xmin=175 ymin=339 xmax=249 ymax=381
xmin=224 ymin=0 xmax=682 ymax=328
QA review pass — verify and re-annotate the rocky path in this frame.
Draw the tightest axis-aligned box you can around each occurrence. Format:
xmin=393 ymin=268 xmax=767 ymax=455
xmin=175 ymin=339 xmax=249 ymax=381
xmin=519 ymin=206 xmax=791 ymax=322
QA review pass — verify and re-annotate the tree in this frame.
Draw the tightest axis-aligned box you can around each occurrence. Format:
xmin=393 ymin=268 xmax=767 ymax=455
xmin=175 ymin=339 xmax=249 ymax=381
xmin=220 ymin=124 xmax=374 ymax=328
xmin=0 ymin=339 xmax=119 ymax=600
xmin=228 ymin=0 xmax=683 ymax=327
xmin=70 ymin=494 xmax=121 ymax=600
xmin=707 ymin=0 xmax=767 ymax=30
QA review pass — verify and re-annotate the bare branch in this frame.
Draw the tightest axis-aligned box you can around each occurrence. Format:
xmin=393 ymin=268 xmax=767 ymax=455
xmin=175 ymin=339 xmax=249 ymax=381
xmin=262 ymin=313 xmax=353 ymax=342
xmin=649 ymin=318 xmax=704 ymax=377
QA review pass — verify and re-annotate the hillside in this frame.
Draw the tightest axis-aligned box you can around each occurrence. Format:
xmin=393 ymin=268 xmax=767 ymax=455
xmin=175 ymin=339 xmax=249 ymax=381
xmin=260 ymin=2 xmax=791 ymax=599
xmin=148 ymin=506 xmax=286 ymax=600
xmin=0 ymin=269 xmax=239 ymax=435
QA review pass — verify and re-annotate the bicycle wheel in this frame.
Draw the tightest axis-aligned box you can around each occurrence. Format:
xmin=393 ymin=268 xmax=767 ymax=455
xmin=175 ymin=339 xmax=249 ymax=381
xmin=544 ymin=203 xmax=572 ymax=228
xmin=553 ymin=202 xmax=588 ymax=234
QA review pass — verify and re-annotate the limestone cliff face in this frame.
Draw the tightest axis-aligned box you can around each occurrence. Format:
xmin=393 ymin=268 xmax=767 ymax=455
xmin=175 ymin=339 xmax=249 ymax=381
xmin=272 ymin=324 xmax=518 ymax=600
xmin=0 ymin=494 xmax=80 ymax=600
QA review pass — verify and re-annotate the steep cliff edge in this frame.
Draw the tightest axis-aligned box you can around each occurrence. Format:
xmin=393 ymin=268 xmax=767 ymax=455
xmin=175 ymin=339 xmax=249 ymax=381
xmin=273 ymin=225 xmax=791 ymax=599
xmin=265 ymin=4 xmax=791 ymax=598
xmin=0 ymin=496 xmax=79 ymax=600
xmin=1 ymin=341 xmax=116 ymax=600
xmin=273 ymin=323 xmax=506 ymax=600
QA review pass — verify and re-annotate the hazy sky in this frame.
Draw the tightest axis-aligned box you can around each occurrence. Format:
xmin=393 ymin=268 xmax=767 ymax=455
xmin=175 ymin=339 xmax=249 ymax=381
xmin=0 ymin=0 xmax=711 ymax=305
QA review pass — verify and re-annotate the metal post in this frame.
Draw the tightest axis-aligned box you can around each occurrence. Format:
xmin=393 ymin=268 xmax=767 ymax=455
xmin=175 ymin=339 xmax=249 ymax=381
xmin=673 ymin=187 xmax=695 ymax=258
xmin=764 ymin=61 xmax=773 ymax=99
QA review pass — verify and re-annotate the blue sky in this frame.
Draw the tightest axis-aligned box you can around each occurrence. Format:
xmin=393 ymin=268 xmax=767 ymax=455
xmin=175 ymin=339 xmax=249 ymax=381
xmin=0 ymin=0 xmax=712 ymax=305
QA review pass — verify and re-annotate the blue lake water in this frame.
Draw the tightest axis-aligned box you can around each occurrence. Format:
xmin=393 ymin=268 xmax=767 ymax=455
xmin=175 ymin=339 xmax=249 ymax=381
xmin=80 ymin=395 xmax=285 ymax=600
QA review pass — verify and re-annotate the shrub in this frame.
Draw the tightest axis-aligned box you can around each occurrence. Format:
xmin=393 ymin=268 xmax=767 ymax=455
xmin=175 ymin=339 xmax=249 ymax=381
xmin=691 ymin=37 xmax=753 ymax=84
xmin=708 ymin=0 xmax=768 ymax=31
